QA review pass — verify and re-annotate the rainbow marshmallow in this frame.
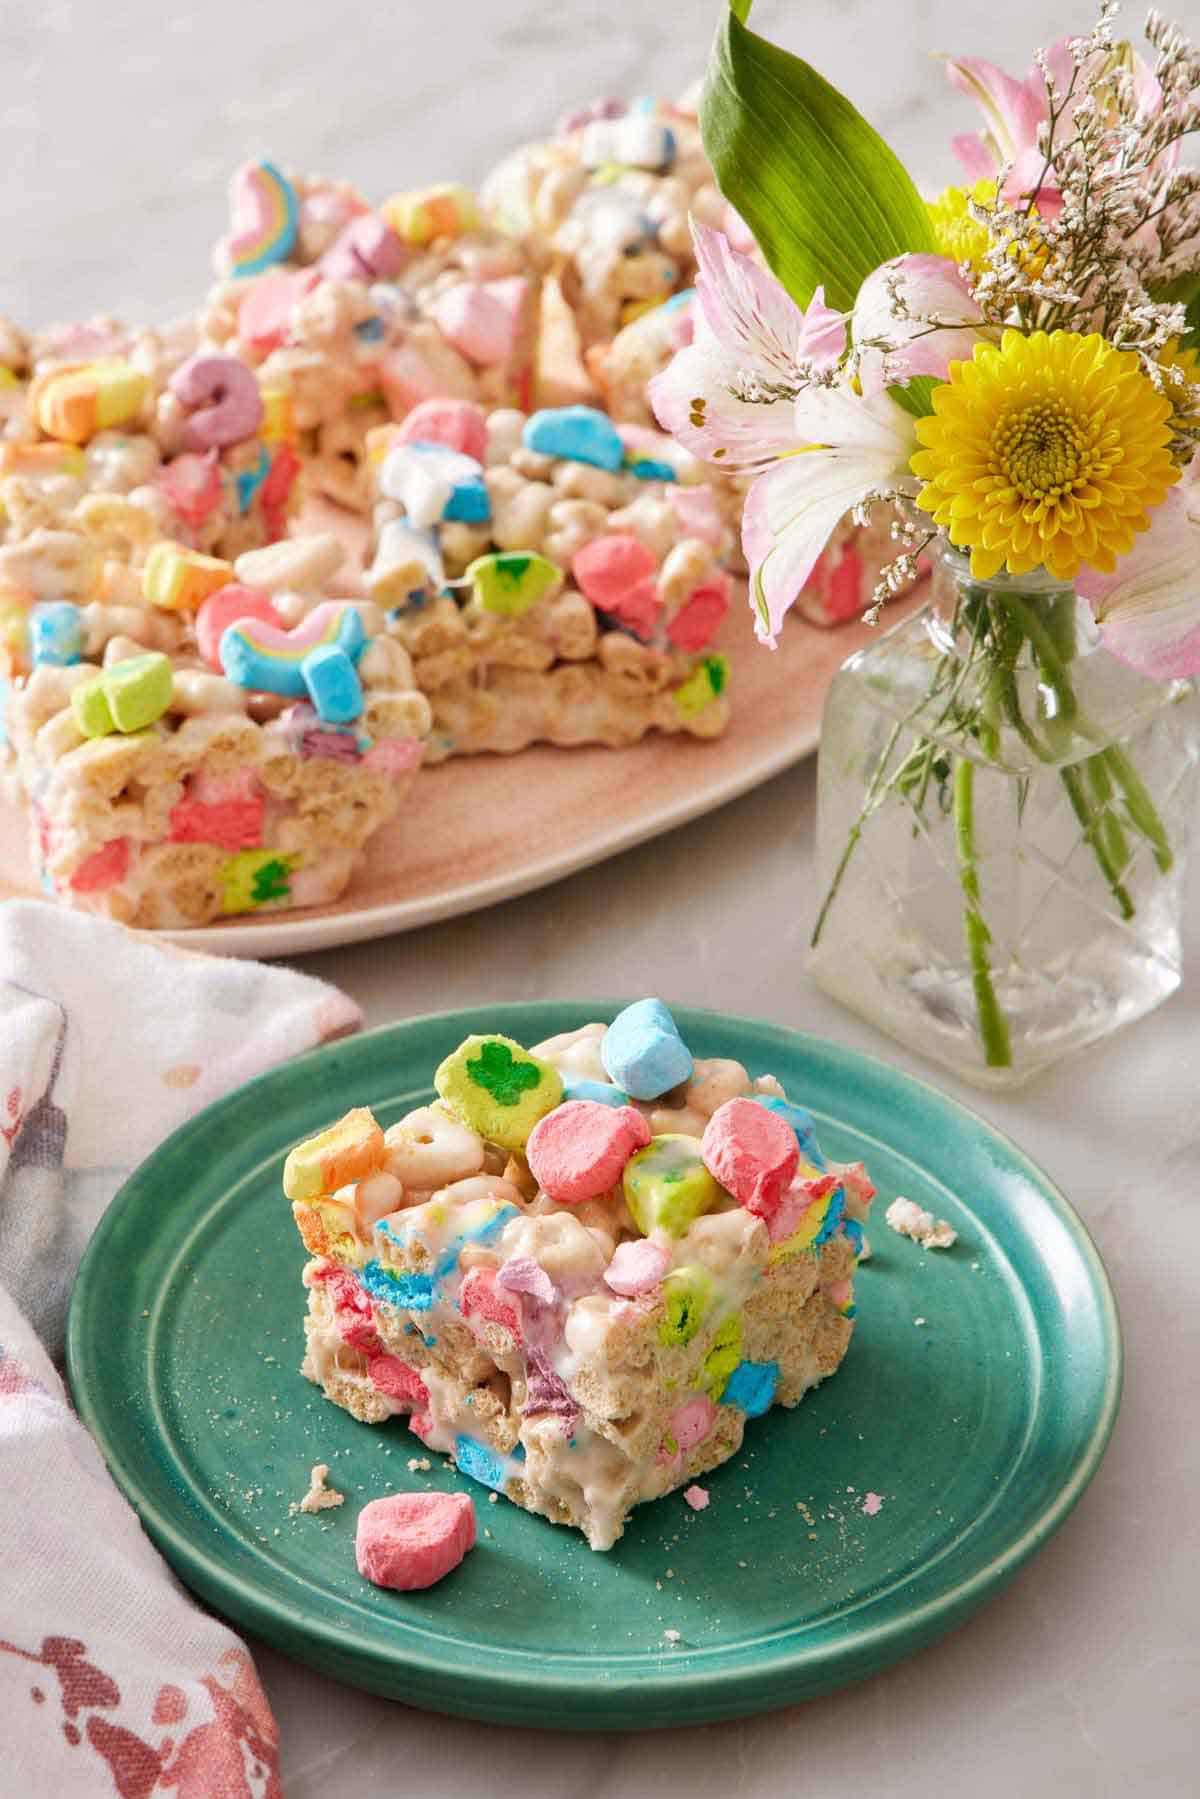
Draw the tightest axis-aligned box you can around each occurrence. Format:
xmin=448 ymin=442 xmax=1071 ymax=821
xmin=219 ymin=601 xmax=366 ymax=698
xmin=224 ymin=160 xmax=300 ymax=276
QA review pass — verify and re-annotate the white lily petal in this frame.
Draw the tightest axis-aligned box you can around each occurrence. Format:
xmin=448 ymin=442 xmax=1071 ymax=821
xmin=853 ymin=254 xmax=988 ymax=388
xmin=743 ymin=388 xmax=917 ymax=647
xmin=648 ymin=320 xmax=806 ymax=470
xmin=1077 ymin=472 xmax=1200 ymax=679
xmin=691 ymin=220 xmax=842 ymax=384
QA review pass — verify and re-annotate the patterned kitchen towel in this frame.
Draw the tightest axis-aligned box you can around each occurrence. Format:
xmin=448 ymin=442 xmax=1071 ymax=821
xmin=0 ymin=897 xmax=362 ymax=1797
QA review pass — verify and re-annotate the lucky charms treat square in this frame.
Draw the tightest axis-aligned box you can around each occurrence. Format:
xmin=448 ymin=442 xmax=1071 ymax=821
xmin=287 ymin=1002 xmax=873 ymax=1550
xmin=365 ymin=400 xmax=736 ymax=759
xmin=2 ymin=532 xmax=431 ymax=926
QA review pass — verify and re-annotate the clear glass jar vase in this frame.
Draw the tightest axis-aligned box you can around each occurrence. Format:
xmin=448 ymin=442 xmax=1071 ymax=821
xmin=808 ymin=545 xmax=1200 ymax=1089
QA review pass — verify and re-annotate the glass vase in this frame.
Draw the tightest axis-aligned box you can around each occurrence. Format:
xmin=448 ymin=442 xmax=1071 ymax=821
xmin=808 ymin=545 xmax=1200 ymax=1089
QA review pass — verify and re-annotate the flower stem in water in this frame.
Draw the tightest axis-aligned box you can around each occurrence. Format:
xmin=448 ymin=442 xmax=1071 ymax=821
xmin=952 ymin=757 xmax=1012 ymax=1068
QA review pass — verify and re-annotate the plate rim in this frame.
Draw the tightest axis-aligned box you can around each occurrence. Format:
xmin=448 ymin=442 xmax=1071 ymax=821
xmin=66 ymin=1001 xmax=1123 ymax=1725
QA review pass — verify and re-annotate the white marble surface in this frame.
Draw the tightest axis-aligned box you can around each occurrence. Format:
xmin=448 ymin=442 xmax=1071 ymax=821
xmin=9 ymin=1 xmax=1199 ymax=1793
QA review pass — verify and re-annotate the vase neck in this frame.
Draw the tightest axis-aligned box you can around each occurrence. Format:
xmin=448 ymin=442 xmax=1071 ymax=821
xmin=928 ymin=547 xmax=1078 ymax=666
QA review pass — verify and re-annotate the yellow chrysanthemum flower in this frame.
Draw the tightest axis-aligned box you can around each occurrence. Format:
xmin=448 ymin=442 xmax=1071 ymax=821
xmin=910 ymin=330 xmax=1181 ymax=581
xmin=926 ymin=180 xmax=997 ymax=271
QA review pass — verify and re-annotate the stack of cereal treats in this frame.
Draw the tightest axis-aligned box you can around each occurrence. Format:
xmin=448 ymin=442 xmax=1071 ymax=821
xmin=0 ymin=89 xmax=919 ymax=929
xmin=3 ymin=525 xmax=430 ymax=927
xmin=364 ymin=398 xmax=732 ymax=756
xmin=287 ymin=1001 xmax=874 ymax=1550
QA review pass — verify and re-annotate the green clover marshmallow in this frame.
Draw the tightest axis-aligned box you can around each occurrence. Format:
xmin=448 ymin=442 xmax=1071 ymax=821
xmin=623 ymin=1133 xmax=724 ymax=1237
xmin=434 ymin=1033 xmax=563 ymax=1153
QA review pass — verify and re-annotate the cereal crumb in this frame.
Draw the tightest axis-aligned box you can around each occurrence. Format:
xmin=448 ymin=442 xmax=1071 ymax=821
xmin=296 ymin=1463 xmax=344 ymax=1515
xmin=914 ymin=1316 xmax=927 ymax=1327
xmin=683 ymin=1485 xmax=709 ymax=1512
xmin=488 ymin=1492 xmax=499 ymax=1504
xmin=886 ymin=1196 xmax=958 ymax=1251
xmin=863 ymin=1492 xmax=884 ymax=1516
xmin=407 ymin=1457 xmax=431 ymax=1473
xmin=663 ymin=1629 xmax=681 ymax=1645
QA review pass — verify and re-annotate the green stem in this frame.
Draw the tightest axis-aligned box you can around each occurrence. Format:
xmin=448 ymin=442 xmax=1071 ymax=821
xmin=953 ymin=758 xmax=1012 ymax=1067
xmin=1103 ymin=744 xmax=1174 ymax=874
xmin=1084 ymin=753 xmax=1132 ymax=887
xmin=810 ymin=720 xmax=904 ymax=949
xmin=1060 ymin=765 xmax=1136 ymax=920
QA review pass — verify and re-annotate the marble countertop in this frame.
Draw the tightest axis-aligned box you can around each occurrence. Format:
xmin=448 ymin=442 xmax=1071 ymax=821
xmin=8 ymin=1 xmax=1198 ymax=1793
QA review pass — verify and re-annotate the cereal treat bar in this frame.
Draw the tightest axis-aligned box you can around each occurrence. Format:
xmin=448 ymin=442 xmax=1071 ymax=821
xmin=364 ymin=399 xmax=734 ymax=758
xmin=199 ymin=161 xmax=538 ymax=513
xmin=479 ymin=98 xmax=924 ymax=623
xmin=286 ymin=1000 xmax=874 ymax=1551
xmin=480 ymin=92 xmax=741 ymax=414
xmin=2 ymin=531 xmax=430 ymax=925
xmin=0 ymin=311 xmax=301 ymax=582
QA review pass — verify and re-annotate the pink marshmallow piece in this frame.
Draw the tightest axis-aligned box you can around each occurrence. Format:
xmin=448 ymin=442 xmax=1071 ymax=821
xmin=526 ymin=1101 xmax=651 ymax=1206
xmin=362 ymin=736 xmax=425 ymax=775
xmin=572 ymin=533 xmax=657 ymax=609
xmin=666 ymin=575 xmax=729 ymax=652
xmin=683 ymin=1485 xmax=710 ymax=1512
xmin=430 ymin=282 xmax=519 ymax=366
xmin=237 ymin=270 xmax=318 ymax=355
xmin=396 ymin=397 xmax=488 ymax=463
xmin=604 ymin=1238 xmax=670 ymax=1297
xmin=670 ymin=1394 xmax=716 ymax=1453
xmin=367 ymin=1354 xmax=430 ymax=1408
xmin=196 ymin=584 xmax=283 ymax=671
xmin=605 ymin=575 xmax=660 ymax=640
xmin=169 ymin=354 xmax=265 ymax=452
xmin=701 ymin=1098 xmax=800 ymax=1219
xmin=319 ymin=213 xmax=406 ymax=283
xmin=156 ymin=452 xmax=223 ymax=529
xmin=355 ymin=1491 xmax=476 ymax=1592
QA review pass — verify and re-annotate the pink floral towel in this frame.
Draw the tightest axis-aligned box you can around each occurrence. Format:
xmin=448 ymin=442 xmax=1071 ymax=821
xmin=0 ymin=898 xmax=363 ymax=1798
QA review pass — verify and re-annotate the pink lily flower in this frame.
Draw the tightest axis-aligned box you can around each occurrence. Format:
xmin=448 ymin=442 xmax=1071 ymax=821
xmin=649 ymin=221 xmax=846 ymax=470
xmin=944 ymin=37 xmax=1169 ymax=215
xmin=1076 ymin=456 xmax=1200 ymax=680
xmin=650 ymin=225 xmax=918 ymax=647
xmin=741 ymin=381 xmax=918 ymax=646
xmin=853 ymin=253 xmax=993 ymax=390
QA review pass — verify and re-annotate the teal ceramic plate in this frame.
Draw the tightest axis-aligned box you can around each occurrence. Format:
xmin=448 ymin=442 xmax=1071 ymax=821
xmin=67 ymin=1004 xmax=1121 ymax=1730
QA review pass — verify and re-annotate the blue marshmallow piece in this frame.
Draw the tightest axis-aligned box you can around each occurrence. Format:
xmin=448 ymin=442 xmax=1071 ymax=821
xmin=753 ymin=1094 xmax=826 ymax=1169
xmin=562 ymin=1075 xmax=632 ymax=1109
xmin=30 ymin=600 xmax=83 ymax=667
xmin=302 ymin=643 xmax=364 ymax=724
xmin=627 ymin=456 xmax=676 ymax=483
xmin=523 ymin=405 xmax=625 ymax=472
xmin=601 ymin=998 xmax=692 ymax=1100
xmin=722 ymin=1359 xmax=779 ymax=1418
xmin=455 ymin=1434 xmax=507 ymax=1492
xmin=442 ymin=471 xmax=491 ymax=523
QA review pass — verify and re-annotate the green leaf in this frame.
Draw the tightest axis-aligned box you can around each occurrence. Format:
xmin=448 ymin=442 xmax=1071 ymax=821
xmin=889 ymin=375 xmax=940 ymax=419
xmin=701 ymin=7 xmax=938 ymax=314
